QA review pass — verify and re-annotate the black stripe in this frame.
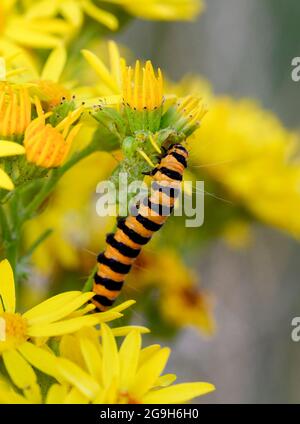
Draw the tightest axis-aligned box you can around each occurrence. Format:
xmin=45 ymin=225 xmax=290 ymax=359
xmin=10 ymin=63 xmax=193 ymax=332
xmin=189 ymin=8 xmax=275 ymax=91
xmin=158 ymin=167 xmax=183 ymax=181
xmin=136 ymin=213 xmax=163 ymax=232
xmin=94 ymin=273 xmax=124 ymax=291
xmin=117 ymin=219 xmax=151 ymax=245
xmin=93 ymin=294 xmax=114 ymax=307
xmin=169 ymin=144 xmax=187 ymax=153
xmin=151 ymin=181 xmax=180 ymax=198
xmin=97 ymin=252 xmax=132 ymax=274
xmin=143 ymin=197 xmax=174 ymax=216
xmin=106 ymin=233 xmax=140 ymax=258
xmin=170 ymin=151 xmax=187 ymax=168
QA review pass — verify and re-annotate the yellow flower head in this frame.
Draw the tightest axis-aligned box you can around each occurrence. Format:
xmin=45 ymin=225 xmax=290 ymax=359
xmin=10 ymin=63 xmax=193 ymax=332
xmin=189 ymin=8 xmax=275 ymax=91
xmin=24 ymin=104 xmax=83 ymax=168
xmin=0 ymin=259 xmax=134 ymax=399
xmin=49 ymin=324 xmax=215 ymax=404
xmin=122 ymin=60 xmax=163 ymax=111
xmin=162 ymin=94 xmax=207 ymax=136
xmin=0 ymin=82 xmax=31 ymax=139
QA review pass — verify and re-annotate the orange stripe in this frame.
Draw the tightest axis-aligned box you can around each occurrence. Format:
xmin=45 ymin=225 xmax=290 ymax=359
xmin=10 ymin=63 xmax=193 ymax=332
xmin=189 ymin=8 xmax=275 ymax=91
xmin=114 ymin=229 xmax=141 ymax=250
xmin=91 ymin=298 xmax=109 ymax=311
xmin=93 ymin=282 xmax=120 ymax=300
xmin=105 ymin=244 xmax=135 ymax=265
xmin=98 ymin=263 xmax=124 ymax=282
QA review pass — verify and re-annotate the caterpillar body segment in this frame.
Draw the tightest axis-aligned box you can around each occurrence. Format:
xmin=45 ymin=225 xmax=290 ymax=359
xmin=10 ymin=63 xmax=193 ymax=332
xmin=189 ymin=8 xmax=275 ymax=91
xmin=92 ymin=143 xmax=188 ymax=311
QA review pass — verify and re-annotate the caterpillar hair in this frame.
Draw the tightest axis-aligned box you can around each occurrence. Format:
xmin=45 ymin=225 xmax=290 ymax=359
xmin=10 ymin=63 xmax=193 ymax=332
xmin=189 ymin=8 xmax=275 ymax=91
xmin=92 ymin=143 xmax=188 ymax=311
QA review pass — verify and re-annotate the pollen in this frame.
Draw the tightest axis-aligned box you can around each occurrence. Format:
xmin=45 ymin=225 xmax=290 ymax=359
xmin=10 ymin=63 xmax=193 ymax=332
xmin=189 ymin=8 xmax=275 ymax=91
xmin=0 ymin=312 xmax=28 ymax=353
xmin=24 ymin=104 xmax=83 ymax=168
xmin=122 ymin=60 xmax=163 ymax=111
xmin=0 ymin=82 xmax=31 ymax=138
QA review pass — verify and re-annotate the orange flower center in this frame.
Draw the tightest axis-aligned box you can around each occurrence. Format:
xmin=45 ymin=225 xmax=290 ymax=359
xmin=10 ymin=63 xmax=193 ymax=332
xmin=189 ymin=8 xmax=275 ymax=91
xmin=0 ymin=312 xmax=28 ymax=353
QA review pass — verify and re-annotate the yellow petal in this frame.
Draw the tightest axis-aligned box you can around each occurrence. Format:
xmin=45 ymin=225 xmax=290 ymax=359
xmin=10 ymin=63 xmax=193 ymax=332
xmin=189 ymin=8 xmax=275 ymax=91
xmin=109 ymin=299 xmax=135 ymax=313
xmin=0 ymin=168 xmax=14 ymax=191
xmin=23 ymin=291 xmax=83 ymax=321
xmin=0 ymin=141 xmax=25 ymax=157
xmin=119 ymin=330 xmax=141 ymax=390
xmin=5 ymin=21 xmax=61 ymax=48
xmin=101 ymin=323 xmax=120 ymax=388
xmin=60 ymin=334 xmax=85 ymax=368
xmin=154 ymin=374 xmax=177 ymax=388
xmin=0 ymin=380 xmax=30 ymax=404
xmin=41 ymin=45 xmax=67 ymax=83
xmin=138 ymin=344 xmax=161 ymax=367
xmin=99 ymin=325 xmax=150 ymax=337
xmin=25 ymin=0 xmax=59 ymax=19
xmin=81 ymin=49 xmax=120 ymax=93
xmin=23 ymin=382 xmax=42 ymax=404
xmin=46 ymin=384 xmax=68 ymax=404
xmin=64 ymin=387 xmax=89 ymax=404
xmin=27 ymin=313 xmax=121 ymax=337
xmin=0 ymin=259 xmax=15 ymax=313
xmin=18 ymin=342 xmax=61 ymax=380
xmin=79 ymin=336 xmax=102 ymax=382
xmin=143 ymin=382 xmax=216 ymax=404
xmin=60 ymin=0 xmax=83 ymax=27
xmin=130 ymin=347 xmax=170 ymax=398
xmin=24 ymin=292 xmax=94 ymax=326
xmin=3 ymin=349 xmax=36 ymax=390
xmin=108 ymin=40 xmax=121 ymax=86
xmin=56 ymin=357 xmax=100 ymax=400
xmin=81 ymin=0 xmax=118 ymax=30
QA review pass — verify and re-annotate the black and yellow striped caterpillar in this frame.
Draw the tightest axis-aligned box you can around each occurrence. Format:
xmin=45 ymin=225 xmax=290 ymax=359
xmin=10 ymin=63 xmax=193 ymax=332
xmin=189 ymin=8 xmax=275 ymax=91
xmin=92 ymin=143 xmax=188 ymax=311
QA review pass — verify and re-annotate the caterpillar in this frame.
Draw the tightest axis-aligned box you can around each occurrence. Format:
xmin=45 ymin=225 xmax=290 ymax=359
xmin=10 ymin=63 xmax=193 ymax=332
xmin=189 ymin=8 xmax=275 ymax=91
xmin=92 ymin=143 xmax=188 ymax=311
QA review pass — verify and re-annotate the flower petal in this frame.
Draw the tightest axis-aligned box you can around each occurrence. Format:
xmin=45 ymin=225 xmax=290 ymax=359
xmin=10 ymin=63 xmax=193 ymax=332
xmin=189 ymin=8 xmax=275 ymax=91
xmin=23 ymin=291 xmax=84 ymax=322
xmin=119 ymin=330 xmax=141 ymax=391
xmin=41 ymin=45 xmax=67 ymax=83
xmin=24 ymin=292 xmax=94 ymax=326
xmin=27 ymin=313 xmax=120 ymax=337
xmin=0 ymin=141 xmax=25 ymax=157
xmin=154 ymin=374 xmax=177 ymax=388
xmin=81 ymin=0 xmax=118 ymax=30
xmin=143 ymin=382 xmax=216 ymax=404
xmin=79 ymin=336 xmax=102 ymax=382
xmin=0 ymin=259 xmax=15 ymax=313
xmin=64 ymin=387 xmax=89 ymax=404
xmin=0 ymin=168 xmax=14 ymax=191
xmin=130 ymin=347 xmax=170 ymax=398
xmin=101 ymin=323 xmax=120 ymax=388
xmin=3 ymin=349 xmax=36 ymax=390
xmin=138 ymin=344 xmax=161 ymax=367
xmin=46 ymin=384 xmax=68 ymax=404
xmin=81 ymin=49 xmax=120 ymax=93
xmin=0 ymin=379 xmax=30 ymax=404
xmin=56 ymin=357 xmax=100 ymax=400
xmin=17 ymin=342 xmax=62 ymax=380
xmin=99 ymin=325 xmax=150 ymax=337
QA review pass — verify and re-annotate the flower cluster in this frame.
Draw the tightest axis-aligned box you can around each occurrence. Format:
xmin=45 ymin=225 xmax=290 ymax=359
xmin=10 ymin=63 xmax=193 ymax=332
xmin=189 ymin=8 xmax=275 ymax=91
xmin=0 ymin=259 xmax=214 ymax=404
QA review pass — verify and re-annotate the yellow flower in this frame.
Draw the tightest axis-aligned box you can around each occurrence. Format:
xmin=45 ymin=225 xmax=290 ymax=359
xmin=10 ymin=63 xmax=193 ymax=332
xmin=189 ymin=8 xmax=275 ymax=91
xmin=0 ymin=259 xmax=131 ymax=398
xmin=189 ymin=96 xmax=300 ymax=238
xmin=122 ymin=60 xmax=163 ymax=111
xmin=23 ymin=0 xmax=119 ymax=32
xmin=104 ymin=0 xmax=204 ymax=21
xmin=0 ymin=140 xmax=25 ymax=190
xmin=46 ymin=324 xmax=215 ymax=403
xmin=0 ymin=81 xmax=31 ymax=139
xmin=24 ymin=104 xmax=83 ymax=168
xmin=0 ymin=1 xmax=72 ymax=50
